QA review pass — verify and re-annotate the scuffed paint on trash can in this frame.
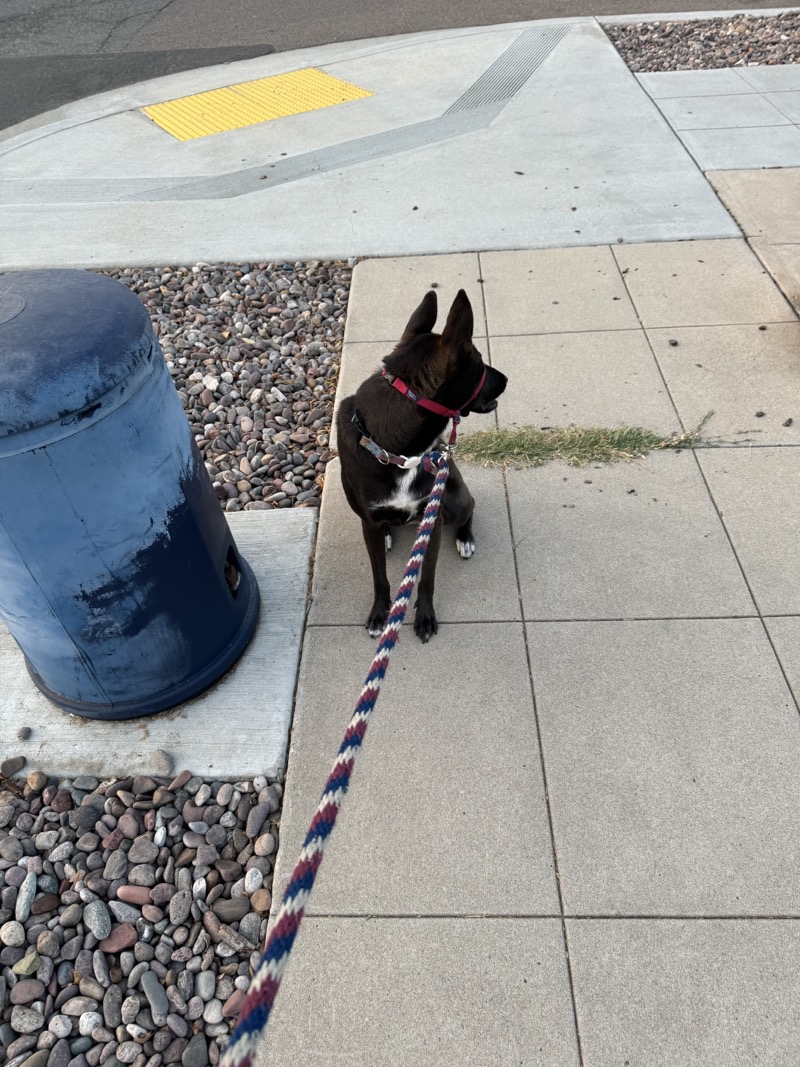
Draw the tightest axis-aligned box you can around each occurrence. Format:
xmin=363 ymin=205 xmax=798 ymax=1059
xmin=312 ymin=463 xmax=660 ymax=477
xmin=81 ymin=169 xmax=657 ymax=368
xmin=0 ymin=269 xmax=260 ymax=719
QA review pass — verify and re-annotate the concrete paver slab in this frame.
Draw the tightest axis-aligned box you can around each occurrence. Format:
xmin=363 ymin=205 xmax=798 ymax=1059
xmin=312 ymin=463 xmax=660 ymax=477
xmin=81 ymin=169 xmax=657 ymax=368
xmin=568 ymin=919 xmax=800 ymax=1064
xmin=480 ymin=246 xmax=639 ymax=336
xmin=343 ymin=254 xmax=486 ymax=342
xmin=698 ymin=447 xmax=800 ymax=615
xmin=764 ymin=617 xmax=800 ymax=708
xmin=677 ymin=123 xmax=800 ymax=171
xmin=309 ymin=461 xmax=520 ymax=626
xmin=637 ymin=68 xmax=752 ymax=99
xmin=708 ymin=168 xmax=800 ymax=241
xmin=507 ymin=453 xmax=754 ymax=621
xmin=334 ymin=341 xmax=387 ymax=399
xmin=0 ymin=510 xmax=315 ymax=779
xmin=656 ymin=92 xmax=792 ymax=130
xmin=490 ymin=329 xmax=681 ymax=435
xmin=613 ymin=238 xmax=796 ymax=327
xmin=262 ymin=917 xmax=579 ymax=1066
xmin=737 ymin=65 xmax=800 ymax=93
xmin=329 ymin=340 xmax=387 ymax=450
xmin=648 ymin=321 xmax=800 ymax=443
xmin=710 ymin=169 xmax=800 ymax=312
xmin=750 ymin=237 xmax=800 ymax=312
xmin=530 ymin=618 xmax=800 ymax=915
xmin=638 ymin=65 xmax=800 ymax=173
xmin=766 ymin=89 xmax=800 ymax=124
xmin=273 ymin=623 xmax=558 ymax=915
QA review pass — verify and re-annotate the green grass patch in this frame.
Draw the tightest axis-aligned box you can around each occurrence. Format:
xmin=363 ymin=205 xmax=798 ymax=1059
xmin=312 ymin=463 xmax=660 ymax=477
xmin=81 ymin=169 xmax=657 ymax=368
xmin=457 ymin=417 xmax=709 ymax=468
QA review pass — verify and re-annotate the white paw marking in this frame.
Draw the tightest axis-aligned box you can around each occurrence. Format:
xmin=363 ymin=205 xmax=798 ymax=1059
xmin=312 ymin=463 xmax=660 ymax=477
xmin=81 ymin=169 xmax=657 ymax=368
xmin=368 ymin=624 xmax=383 ymax=638
xmin=385 ymin=531 xmax=393 ymax=553
xmin=456 ymin=539 xmax=475 ymax=560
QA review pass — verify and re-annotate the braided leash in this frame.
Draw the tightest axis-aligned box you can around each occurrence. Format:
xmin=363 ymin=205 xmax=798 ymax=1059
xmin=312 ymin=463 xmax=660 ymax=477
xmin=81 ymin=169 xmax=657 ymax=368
xmin=220 ymin=455 xmax=451 ymax=1067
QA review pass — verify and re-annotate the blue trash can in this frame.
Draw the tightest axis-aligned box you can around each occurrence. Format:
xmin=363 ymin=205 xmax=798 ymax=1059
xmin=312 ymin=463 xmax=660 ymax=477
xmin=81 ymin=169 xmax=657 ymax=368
xmin=0 ymin=269 xmax=260 ymax=719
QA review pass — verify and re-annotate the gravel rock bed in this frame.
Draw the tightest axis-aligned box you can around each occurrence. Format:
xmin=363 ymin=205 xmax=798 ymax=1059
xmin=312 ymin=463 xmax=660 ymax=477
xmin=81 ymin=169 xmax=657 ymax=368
xmin=0 ymin=769 xmax=281 ymax=1067
xmin=103 ymin=260 xmax=353 ymax=512
xmin=604 ymin=11 xmax=800 ymax=72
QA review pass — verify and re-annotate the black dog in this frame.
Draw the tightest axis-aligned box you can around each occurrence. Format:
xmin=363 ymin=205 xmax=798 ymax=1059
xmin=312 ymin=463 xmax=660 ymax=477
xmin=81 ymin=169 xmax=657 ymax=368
xmin=336 ymin=289 xmax=507 ymax=642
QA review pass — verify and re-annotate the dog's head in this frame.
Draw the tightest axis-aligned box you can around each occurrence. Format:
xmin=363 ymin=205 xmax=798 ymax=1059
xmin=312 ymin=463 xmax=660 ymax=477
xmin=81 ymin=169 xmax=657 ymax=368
xmin=383 ymin=289 xmax=507 ymax=416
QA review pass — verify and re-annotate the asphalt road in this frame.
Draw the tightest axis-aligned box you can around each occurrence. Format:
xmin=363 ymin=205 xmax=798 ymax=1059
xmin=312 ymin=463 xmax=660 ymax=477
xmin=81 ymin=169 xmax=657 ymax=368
xmin=0 ymin=0 xmax=781 ymax=130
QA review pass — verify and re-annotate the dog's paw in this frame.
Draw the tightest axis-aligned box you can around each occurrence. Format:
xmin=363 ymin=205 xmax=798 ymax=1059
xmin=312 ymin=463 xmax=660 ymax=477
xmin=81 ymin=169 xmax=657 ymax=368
xmin=385 ymin=531 xmax=393 ymax=553
xmin=414 ymin=611 xmax=438 ymax=643
xmin=366 ymin=610 xmax=389 ymax=638
xmin=456 ymin=538 xmax=475 ymax=559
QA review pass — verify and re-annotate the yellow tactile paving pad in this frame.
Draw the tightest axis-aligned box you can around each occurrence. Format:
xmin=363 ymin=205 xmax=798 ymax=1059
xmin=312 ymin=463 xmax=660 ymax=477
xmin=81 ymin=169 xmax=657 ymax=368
xmin=141 ymin=68 xmax=373 ymax=141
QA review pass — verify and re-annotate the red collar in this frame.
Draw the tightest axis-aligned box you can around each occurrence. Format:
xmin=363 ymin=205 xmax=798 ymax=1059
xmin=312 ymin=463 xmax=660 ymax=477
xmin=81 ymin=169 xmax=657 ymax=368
xmin=381 ymin=366 xmax=487 ymax=419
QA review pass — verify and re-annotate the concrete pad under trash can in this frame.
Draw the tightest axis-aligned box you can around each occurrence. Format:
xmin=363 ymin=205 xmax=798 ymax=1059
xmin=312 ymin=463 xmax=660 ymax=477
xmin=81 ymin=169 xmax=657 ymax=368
xmin=0 ymin=509 xmax=315 ymax=780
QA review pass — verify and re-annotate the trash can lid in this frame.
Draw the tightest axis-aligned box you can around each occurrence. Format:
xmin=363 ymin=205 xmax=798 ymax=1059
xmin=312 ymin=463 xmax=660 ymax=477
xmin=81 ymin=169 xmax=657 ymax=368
xmin=0 ymin=269 xmax=155 ymax=440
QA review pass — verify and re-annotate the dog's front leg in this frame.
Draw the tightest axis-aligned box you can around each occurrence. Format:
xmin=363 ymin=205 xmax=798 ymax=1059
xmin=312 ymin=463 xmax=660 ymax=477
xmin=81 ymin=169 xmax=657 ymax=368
xmin=362 ymin=520 xmax=391 ymax=637
xmin=414 ymin=510 xmax=443 ymax=643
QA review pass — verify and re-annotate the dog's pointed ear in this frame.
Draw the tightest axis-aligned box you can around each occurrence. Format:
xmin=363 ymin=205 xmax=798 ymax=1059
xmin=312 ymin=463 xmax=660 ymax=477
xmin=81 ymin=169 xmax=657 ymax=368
xmin=440 ymin=289 xmax=474 ymax=355
xmin=399 ymin=291 xmax=438 ymax=342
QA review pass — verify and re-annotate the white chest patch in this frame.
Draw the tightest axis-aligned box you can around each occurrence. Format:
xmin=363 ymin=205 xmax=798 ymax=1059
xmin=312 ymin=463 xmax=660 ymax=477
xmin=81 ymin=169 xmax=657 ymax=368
xmin=377 ymin=466 xmax=425 ymax=520
xmin=371 ymin=435 xmax=441 ymax=520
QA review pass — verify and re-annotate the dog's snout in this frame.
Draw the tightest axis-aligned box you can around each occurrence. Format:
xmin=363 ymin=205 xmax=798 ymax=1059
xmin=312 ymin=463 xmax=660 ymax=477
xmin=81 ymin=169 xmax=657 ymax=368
xmin=488 ymin=367 xmax=508 ymax=396
xmin=470 ymin=365 xmax=507 ymax=413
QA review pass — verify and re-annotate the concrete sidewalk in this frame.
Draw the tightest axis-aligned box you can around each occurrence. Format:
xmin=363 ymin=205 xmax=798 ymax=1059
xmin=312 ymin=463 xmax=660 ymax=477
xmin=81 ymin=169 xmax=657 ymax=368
xmin=0 ymin=16 xmax=750 ymax=265
xmin=262 ymin=239 xmax=800 ymax=1065
xmin=2 ymin=8 xmax=800 ymax=1064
